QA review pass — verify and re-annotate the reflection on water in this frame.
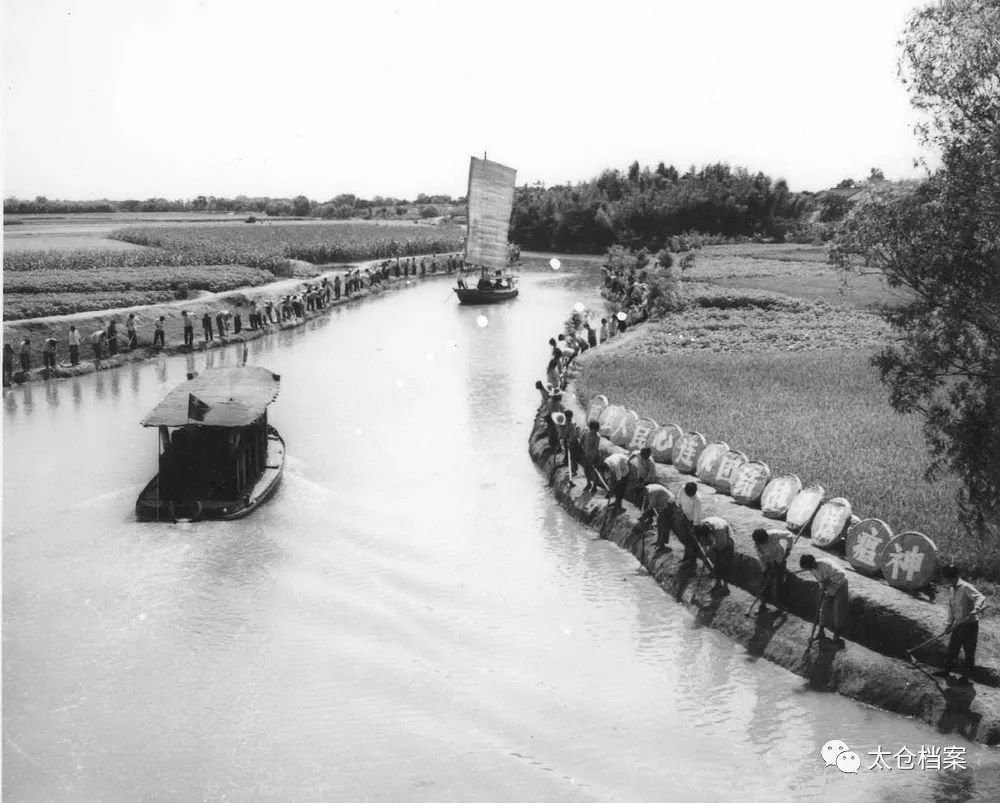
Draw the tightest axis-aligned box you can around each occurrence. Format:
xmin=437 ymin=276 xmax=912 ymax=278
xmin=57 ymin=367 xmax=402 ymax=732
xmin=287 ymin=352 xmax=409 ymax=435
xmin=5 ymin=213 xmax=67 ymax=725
xmin=4 ymin=275 xmax=999 ymax=801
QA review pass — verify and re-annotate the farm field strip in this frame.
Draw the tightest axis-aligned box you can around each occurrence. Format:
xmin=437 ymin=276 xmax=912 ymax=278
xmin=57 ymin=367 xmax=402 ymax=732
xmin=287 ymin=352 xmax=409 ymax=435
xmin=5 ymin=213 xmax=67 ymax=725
xmin=3 ymin=220 xmax=465 ymax=320
xmin=583 ymin=243 xmax=997 ymax=580
xmin=108 ymin=221 xmax=465 ymax=265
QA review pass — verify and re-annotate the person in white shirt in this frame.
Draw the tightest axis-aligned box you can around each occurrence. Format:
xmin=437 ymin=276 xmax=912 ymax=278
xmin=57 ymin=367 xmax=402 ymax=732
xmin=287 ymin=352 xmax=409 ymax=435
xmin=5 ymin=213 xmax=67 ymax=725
xmin=627 ymin=447 xmax=657 ymax=504
xmin=641 ymin=483 xmax=676 ymax=555
xmin=90 ymin=329 xmax=105 ymax=367
xmin=67 ymin=326 xmax=81 ymax=366
xmin=799 ymin=554 xmax=848 ymax=644
xmin=696 ymin=516 xmax=734 ymax=593
xmin=752 ymin=528 xmax=794 ymax=614
xmin=940 ymin=565 xmax=987 ymax=681
xmin=603 ymin=453 xmax=631 ymax=508
xmin=677 ymin=482 xmax=703 ymax=563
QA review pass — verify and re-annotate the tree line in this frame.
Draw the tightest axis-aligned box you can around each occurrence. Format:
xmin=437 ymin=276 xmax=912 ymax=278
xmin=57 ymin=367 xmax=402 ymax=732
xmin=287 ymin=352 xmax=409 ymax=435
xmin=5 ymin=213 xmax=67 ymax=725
xmin=3 ymin=192 xmax=464 ymax=219
xmin=508 ymin=162 xmax=825 ymax=253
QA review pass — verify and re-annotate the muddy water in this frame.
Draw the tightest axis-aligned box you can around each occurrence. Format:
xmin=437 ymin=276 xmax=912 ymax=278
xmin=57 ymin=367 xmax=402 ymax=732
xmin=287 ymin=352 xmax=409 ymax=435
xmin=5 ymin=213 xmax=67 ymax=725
xmin=4 ymin=273 xmax=999 ymax=801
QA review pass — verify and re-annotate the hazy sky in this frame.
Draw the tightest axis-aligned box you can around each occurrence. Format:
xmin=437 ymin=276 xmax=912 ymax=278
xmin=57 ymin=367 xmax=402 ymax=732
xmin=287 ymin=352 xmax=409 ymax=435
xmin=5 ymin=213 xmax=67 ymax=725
xmin=3 ymin=0 xmax=931 ymax=200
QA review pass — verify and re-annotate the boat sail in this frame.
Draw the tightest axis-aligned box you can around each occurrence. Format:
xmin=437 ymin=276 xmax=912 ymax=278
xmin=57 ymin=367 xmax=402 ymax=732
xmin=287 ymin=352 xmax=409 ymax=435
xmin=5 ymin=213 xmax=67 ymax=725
xmin=454 ymin=156 xmax=520 ymax=304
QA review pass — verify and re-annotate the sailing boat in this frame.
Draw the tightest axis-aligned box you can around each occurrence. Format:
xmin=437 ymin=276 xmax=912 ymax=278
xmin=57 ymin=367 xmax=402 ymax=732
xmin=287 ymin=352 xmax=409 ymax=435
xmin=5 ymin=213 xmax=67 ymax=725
xmin=454 ymin=155 xmax=520 ymax=304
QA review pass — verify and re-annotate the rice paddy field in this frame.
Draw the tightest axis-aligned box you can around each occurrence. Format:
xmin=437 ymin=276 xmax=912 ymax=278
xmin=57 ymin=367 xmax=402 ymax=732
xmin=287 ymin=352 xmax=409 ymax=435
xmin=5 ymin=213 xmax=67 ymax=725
xmin=2 ymin=216 xmax=464 ymax=320
xmin=108 ymin=221 xmax=464 ymax=265
xmin=569 ymin=243 xmax=999 ymax=582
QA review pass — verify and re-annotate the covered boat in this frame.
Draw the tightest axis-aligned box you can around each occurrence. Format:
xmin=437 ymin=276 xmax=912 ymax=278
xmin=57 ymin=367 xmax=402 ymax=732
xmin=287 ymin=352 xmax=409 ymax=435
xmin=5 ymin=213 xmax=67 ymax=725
xmin=454 ymin=156 xmax=520 ymax=305
xmin=136 ymin=366 xmax=285 ymax=522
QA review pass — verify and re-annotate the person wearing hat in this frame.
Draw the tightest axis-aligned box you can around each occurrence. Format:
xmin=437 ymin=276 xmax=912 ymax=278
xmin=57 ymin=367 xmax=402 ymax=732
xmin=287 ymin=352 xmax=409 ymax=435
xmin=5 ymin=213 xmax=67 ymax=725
xmin=126 ymin=313 xmax=138 ymax=349
xmin=603 ymin=452 xmax=632 ymax=509
xmin=545 ymin=391 xmax=565 ymax=454
xmin=616 ymin=311 xmax=629 ymax=333
xmin=67 ymin=325 xmax=80 ymax=365
xmin=696 ymin=516 xmax=735 ymax=594
xmin=799 ymin=554 xmax=848 ymax=644
xmin=153 ymin=316 xmax=166 ymax=349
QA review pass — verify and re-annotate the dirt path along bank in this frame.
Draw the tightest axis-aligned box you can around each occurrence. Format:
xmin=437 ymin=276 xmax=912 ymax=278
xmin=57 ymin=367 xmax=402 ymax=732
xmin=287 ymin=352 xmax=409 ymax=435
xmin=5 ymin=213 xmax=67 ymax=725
xmin=3 ymin=255 xmax=459 ymax=389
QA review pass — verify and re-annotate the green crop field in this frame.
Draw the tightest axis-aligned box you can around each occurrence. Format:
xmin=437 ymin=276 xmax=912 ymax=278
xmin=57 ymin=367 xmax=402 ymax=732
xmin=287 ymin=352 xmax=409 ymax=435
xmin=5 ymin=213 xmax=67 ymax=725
xmin=108 ymin=222 xmax=464 ymax=266
xmin=4 ymin=291 xmax=179 ymax=320
xmin=2 ymin=218 xmax=464 ymax=320
xmin=575 ymin=243 xmax=998 ymax=581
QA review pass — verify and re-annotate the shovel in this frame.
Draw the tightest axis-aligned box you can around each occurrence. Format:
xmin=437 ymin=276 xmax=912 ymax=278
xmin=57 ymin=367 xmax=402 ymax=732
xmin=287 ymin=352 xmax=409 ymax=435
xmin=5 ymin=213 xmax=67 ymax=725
xmin=745 ymin=533 xmax=803 ymax=617
xmin=905 ymin=629 xmax=950 ymax=666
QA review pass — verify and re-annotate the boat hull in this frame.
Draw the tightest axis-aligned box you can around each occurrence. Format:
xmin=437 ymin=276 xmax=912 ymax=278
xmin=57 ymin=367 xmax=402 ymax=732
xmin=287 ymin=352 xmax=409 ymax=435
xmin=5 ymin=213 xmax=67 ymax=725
xmin=454 ymin=287 xmax=519 ymax=305
xmin=136 ymin=425 xmax=286 ymax=522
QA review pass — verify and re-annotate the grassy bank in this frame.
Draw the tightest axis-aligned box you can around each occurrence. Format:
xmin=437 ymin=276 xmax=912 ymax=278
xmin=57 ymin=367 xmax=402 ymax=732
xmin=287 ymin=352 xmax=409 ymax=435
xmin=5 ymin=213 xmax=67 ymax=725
xmin=3 ymin=258 xmax=454 ymax=385
xmin=575 ymin=243 xmax=999 ymax=581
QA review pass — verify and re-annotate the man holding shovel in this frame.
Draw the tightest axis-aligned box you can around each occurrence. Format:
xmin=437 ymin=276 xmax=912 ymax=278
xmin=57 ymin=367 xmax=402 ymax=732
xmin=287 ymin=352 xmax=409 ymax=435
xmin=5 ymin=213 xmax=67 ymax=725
xmin=752 ymin=528 xmax=794 ymax=614
xmin=939 ymin=566 xmax=987 ymax=682
xmin=799 ymin=554 xmax=848 ymax=646
xmin=580 ymin=420 xmax=605 ymax=493
xmin=640 ymin=483 xmax=677 ymax=556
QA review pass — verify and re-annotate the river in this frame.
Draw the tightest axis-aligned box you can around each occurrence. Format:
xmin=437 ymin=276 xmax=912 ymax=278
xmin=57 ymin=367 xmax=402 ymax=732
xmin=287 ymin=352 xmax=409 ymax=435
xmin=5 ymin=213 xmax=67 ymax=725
xmin=4 ymin=272 xmax=999 ymax=801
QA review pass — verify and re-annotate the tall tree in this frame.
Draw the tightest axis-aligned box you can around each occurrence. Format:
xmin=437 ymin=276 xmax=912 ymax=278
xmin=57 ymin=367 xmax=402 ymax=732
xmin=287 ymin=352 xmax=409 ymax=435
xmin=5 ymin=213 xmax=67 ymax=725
xmin=832 ymin=0 xmax=1000 ymax=539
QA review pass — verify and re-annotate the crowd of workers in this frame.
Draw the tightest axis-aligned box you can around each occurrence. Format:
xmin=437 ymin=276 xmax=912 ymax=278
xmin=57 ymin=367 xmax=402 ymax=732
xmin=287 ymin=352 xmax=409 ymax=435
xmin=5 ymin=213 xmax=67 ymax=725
xmin=536 ymin=314 xmax=990 ymax=684
xmin=601 ymin=261 xmax=655 ymax=317
xmin=3 ymin=253 xmax=462 ymax=385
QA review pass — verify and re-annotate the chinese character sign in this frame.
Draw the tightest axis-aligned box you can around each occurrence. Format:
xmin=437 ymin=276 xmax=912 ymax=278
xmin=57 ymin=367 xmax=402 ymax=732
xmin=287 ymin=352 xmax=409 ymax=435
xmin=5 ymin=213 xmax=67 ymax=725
xmin=586 ymin=395 xmax=609 ymax=425
xmin=628 ymin=417 xmax=659 ymax=451
xmin=696 ymin=442 xmax=729 ymax=481
xmin=845 ymin=518 xmax=893 ymax=573
xmin=712 ymin=449 xmax=748 ymax=494
xmin=610 ymin=410 xmax=639 ymax=448
xmin=672 ymin=432 xmax=707 ymax=474
xmin=880 ymin=531 xmax=939 ymax=590
xmin=598 ymin=404 xmax=626 ymax=438
xmin=648 ymin=424 xmax=683 ymax=464
xmin=761 ymin=475 xmax=803 ymax=519
xmin=811 ymin=498 xmax=853 ymax=547
xmin=731 ymin=461 xmax=771 ymax=505
xmin=785 ymin=484 xmax=825 ymax=534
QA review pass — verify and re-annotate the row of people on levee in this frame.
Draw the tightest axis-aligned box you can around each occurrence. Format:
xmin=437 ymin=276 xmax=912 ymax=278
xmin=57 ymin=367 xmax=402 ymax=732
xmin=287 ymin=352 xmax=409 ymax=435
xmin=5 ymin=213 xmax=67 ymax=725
xmin=534 ymin=383 xmax=988 ymax=681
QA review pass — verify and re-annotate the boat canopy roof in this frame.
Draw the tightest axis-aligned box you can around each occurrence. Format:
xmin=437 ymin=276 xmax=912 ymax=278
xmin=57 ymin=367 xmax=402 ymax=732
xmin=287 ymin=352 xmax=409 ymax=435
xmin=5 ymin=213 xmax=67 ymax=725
xmin=141 ymin=366 xmax=280 ymax=428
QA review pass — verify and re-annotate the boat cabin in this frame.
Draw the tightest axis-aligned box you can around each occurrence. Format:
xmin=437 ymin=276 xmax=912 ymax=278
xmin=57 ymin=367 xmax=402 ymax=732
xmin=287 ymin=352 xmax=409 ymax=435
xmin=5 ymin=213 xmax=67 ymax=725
xmin=136 ymin=366 xmax=284 ymax=521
